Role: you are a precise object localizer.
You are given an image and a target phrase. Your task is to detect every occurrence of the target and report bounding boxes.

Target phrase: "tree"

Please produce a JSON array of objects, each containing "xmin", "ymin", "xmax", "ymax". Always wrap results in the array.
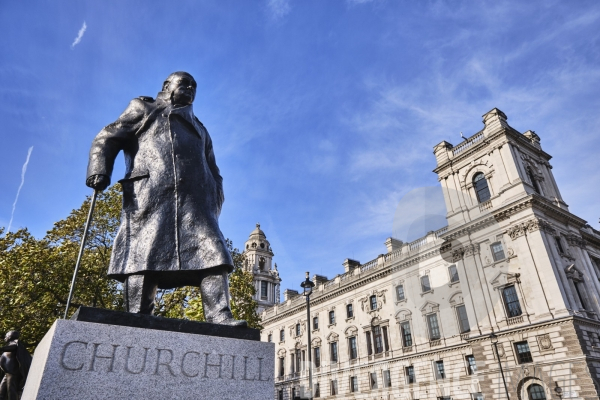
[
  {"xmin": 0, "ymin": 184, "xmax": 262, "ymax": 351},
  {"xmin": 0, "ymin": 186, "xmax": 123, "ymax": 351}
]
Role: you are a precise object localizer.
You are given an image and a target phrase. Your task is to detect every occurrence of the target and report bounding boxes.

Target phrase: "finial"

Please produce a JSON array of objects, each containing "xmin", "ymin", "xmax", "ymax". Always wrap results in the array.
[
  {"xmin": 305, "ymin": 271, "xmax": 310, "ymax": 279},
  {"xmin": 256, "ymin": 223, "xmax": 260, "ymax": 228}
]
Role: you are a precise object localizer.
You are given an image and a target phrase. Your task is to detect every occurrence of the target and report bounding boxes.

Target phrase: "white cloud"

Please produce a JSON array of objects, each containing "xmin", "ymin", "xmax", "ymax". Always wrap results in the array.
[
  {"xmin": 267, "ymin": 0, "xmax": 291, "ymax": 21},
  {"xmin": 71, "ymin": 21, "xmax": 87, "ymax": 49},
  {"xmin": 7, "ymin": 146, "xmax": 33, "ymax": 232}
]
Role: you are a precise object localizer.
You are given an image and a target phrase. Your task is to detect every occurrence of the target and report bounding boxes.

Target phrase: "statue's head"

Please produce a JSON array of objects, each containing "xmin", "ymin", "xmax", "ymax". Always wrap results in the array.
[
  {"xmin": 5, "ymin": 330, "xmax": 19, "ymax": 342},
  {"xmin": 162, "ymin": 71, "xmax": 196, "ymax": 107}
]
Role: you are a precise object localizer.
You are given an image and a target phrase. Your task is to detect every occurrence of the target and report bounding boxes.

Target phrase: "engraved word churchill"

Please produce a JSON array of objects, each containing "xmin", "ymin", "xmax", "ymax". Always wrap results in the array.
[{"xmin": 59, "ymin": 340, "xmax": 271, "ymax": 381}]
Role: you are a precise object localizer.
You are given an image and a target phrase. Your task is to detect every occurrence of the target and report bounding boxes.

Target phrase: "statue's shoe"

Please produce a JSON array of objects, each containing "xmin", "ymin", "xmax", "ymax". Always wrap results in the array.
[{"xmin": 210, "ymin": 316, "xmax": 248, "ymax": 328}]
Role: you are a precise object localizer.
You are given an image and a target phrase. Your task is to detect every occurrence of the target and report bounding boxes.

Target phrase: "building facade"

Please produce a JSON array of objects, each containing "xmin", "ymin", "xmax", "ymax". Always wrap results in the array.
[
  {"xmin": 260, "ymin": 109, "xmax": 600, "ymax": 400},
  {"xmin": 244, "ymin": 223, "xmax": 281, "ymax": 314}
]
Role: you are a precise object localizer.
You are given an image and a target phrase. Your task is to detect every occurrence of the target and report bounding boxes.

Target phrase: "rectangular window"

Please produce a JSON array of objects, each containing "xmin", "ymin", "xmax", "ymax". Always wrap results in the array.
[
  {"xmin": 314, "ymin": 383, "xmax": 320, "ymax": 398},
  {"xmin": 405, "ymin": 365, "xmax": 415, "ymax": 384},
  {"xmin": 350, "ymin": 376, "xmax": 358, "ymax": 393},
  {"xmin": 575, "ymin": 282, "xmax": 589, "ymax": 310},
  {"xmin": 396, "ymin": 284, "xmax": 405, "ymax": 301},
  {"xmin": 471, "ymin": 393, "xmax": 484, "ymax": 400},
  {"xmin": 370, "ymin": 372, "xmax": 378, "ymax": 389},
  {"xmin": 427, "ymin": 314, "xmax": 441, "ymax": 340},
  {"xmin": 260, "ymin": 281, "xmax": 268, "ymax": 299},
  {"xmin": 279, "ymin": 357, "xmax": 284, "ymax": 377},
  {"xmin": 383, "ymin": 370, "xmax": 392, "ymax": 387},
  {"xmin": 295, "ymin": 350, "xmax": 301, "ymax": 372},
  {"xmin": 278, "ymin": 389, "xmax": 283, "ymax": 400},
  {"xmin": 280, "ymin": 329, "xmax": 285, "ymax": 342},
  {"xmin": 330, "ymin": 379, "xmax": 338, "ymax": 395},
  {"xmin": 502, "ymin": 285, "xmax": 522, "ymax": 317},
  {"xmin": 382, "ymin": 326, "xmax": 389, "ymax": 351},
  {"xmin": 346, "ymin": 303, "xmax": 354, "ymax": 318},
  {"xmin": 421, "ymin": 275, "xmax": 431, "ymax": 292},
  {"xmin": 314, "ymin": 347, "xmax": 321, "ymax": 368},
  {"xmin": 329, "ymin": 310, "xmax": 335, "ymax": 325},
  {"xmin": 373, "ymin": 326, "xmax": 384, "ymax": 354},
  {"xmin": 366, "ymin": 332, "xmax": 373, "ymax": 355},
  {"xmin": 435, "ymin": 360, "xmax": 445, "ymax": 379},
  {"xmin": 330, "ymin": 342, "xmax": 338, "ymax": 362},
  {"xmin": 268, "ymin": 334, "xmax": 272, "ymax": 342},
  {"xmin": 313, "ymin": 316, "xmax": 319, "ymax": 330},
  {"xmin": 555, "ymin": 236, "xmax": 565, "ymax": 253},
  {"xmin": 295, "ymin": 323, "xmax": 301, "ymax": 337},
  {"xmin": 515, "ymin": 341, "xmax": 533, "ymax": 364},
  {"xmin": 370, "ymin": 295, "xmax": 378, "ymax": 310},
  {"xmin": 349, "ymin": 336, "xmax": 358, "ymax": 359},
  {"xmin": 466, "ymin": 355, "xmax": 477, "ymax": 375},
  {"xmin": 401, "ymin": 322, "xmax": 413, "ymax": 347},
  {"xmin": 449, "ymin": 265, "xmax": 459, "ymax": 283},
  {"xmin": 491, "ymin": 242, "xmax": 505, "ymax": 261},
  {"xmin": 290, "ymin": 353, "xmax": 295, "ymax": 373},
  {"xmin": 291, "ymin": 388, "xmax": 295, "ymax": 399},
  {"xmin": 456, "ymin": 305, "xmax": 470, "ymax": 333}
]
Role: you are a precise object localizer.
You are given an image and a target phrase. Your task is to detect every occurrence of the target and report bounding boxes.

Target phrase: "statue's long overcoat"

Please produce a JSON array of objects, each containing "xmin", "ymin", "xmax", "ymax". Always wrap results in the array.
[{"xmin": 87, "ymin": 92, "xmax": 233, "ymax": 286}]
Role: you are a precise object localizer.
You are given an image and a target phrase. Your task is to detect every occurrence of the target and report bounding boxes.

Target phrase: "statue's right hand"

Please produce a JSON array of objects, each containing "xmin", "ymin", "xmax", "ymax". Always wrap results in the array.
[{"xmin": 86, "ymin": 174, "xmax": 110, "ymax": 191}]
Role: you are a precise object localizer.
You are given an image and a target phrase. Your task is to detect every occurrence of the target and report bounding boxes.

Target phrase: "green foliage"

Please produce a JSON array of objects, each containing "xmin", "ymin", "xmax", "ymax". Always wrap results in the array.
[
  {"xmin": 0, "ymin": 185, "xmax": 262, "ymax": 351},
  {"xmin": 0, "ymin": 186, "xmax": 123, "ymax": 352}
]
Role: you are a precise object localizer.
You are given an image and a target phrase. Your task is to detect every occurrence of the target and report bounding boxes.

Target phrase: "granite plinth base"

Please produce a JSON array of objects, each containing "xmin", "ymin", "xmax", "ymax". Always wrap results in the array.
[
  {"xmin": 71, "ymin": 306, "xmax": 260, "ymax": 341},
  {"xmin": 22, "ymin": 319, "xmax": 274, "ymax": 400}
]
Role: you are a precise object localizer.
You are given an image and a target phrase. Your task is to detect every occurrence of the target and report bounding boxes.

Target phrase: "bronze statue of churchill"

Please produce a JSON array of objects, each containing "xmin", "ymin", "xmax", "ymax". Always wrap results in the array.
[{"xmin": 86, "ymin": 71, "xmax": 245, "ymax": 326}]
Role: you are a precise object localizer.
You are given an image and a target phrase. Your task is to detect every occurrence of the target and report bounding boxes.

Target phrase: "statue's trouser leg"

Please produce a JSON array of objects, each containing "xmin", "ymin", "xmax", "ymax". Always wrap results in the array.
[
  {"xmin": 0, "ymin": 375, "xmax": 7, "ymax": 400},
  {"xmin": 3, "ymin": 375, "xmax": 17, "ymax": 400},
  {"xmin": 124, "ymin": 274, "xmax": 158, "ymax": 314},
  {"xmin": 200, "ymin": 269, "xmax": 234, "ymax": 324}
]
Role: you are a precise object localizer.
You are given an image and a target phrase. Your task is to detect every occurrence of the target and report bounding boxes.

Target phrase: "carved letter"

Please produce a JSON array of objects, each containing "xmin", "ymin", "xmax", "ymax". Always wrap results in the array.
[
  {"xmin": 258, "ymin": 357, "xmax": 270, "ymax": 381},
  {"xmin": 89, "ymin": 343, "xmax": 119, "ymax": 372},
  {"xmin": 230, "ymin": 355, "xmax": 236, "ymax": 379},
  {"xmin": 154, "ymin": 348, "xmax": 176, "ymax": 376},
  {"xmin": 60, "ymin": 341, "xmax": 87, "ymax": 371},
  {"xmin": 203, "ymin": 353, "xmax": 224, "ymax": 379},
  {"xmin": 181, "ymin": 351, "xmax": 201, "ymax": 378},
  {"xmin": 242, "ymin": 356, "xmax": 256, "ymax": 381},
  {"xmin": 125, "ymin": 346, "xmax": 149, "ymax": 374}
]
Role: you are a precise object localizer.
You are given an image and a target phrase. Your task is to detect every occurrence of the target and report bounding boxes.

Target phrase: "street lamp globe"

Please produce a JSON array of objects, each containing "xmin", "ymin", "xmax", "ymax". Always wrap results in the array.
[{"xmin": 301, "ymin": 272, "xmax": 315, "ymax": 296}]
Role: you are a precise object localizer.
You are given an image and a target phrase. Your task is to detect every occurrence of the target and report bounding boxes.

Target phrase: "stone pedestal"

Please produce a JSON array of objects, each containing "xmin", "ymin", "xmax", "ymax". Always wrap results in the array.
[{"xmin": 23, "ymin": 309, "xmax": 274, "ymax": 399}]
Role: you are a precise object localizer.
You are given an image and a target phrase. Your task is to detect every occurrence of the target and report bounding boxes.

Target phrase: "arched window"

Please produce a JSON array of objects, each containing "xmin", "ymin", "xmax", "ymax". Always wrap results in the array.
[
  {"xmin": 527, "ymin": 384, "xmax": 547, "ymax": 400},
  {"xmin": 473, "ymin": 172, "xmax": 491, "ymax": 203}
]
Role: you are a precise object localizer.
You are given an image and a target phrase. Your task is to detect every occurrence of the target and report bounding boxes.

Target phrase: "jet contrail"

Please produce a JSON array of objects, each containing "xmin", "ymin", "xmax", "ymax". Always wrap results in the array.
[{"xmin": 7, "ymin": 146, "xmax": 33, "ymax": 232}]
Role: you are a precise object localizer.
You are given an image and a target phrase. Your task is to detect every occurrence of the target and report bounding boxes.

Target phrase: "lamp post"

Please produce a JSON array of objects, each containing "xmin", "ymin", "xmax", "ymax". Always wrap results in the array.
[
  {"xmin": 301, "ymin": 272, "xmax": 315, "ymax": 400},
  {"xmin": 490, "ymin": 332, "xmax": 510, "ymax": 399}
]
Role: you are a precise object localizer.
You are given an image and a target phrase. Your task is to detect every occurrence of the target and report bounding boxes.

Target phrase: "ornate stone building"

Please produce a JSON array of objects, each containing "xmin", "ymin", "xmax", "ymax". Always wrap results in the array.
[
  {"xmin": 260, "ymin": 109, "xmax": 600, "ymax": 400},
  {"xmin": 244, "ymin": 223, "xmax": 281, "ymax": 314}
]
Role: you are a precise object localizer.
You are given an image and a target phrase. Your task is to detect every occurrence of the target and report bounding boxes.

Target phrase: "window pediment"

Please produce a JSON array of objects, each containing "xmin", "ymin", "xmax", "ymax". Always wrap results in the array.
[
  {"xmin": 326, "ymin": 332, "xmax": 339, "ymax": 342},
  {"xmin": 395, "ymin": 309, "xmax": 412, "ymax": 321},
  {"xmin": 490, "ymin": 271, "xmax": 518, "ymax": 289},
  {"xmin": 448, "ymin": 291, "xmax": 464, "ymax": 306},
  {"xmin": 419, "ymin": 300, "xmax": 440, "ymax": 315}
]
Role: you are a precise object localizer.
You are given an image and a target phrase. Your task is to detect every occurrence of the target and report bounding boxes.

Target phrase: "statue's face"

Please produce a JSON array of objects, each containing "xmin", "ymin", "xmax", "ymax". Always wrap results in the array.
[{"xmin": 169, "ymin": 75, "xmax": 196, "ymax": 106}]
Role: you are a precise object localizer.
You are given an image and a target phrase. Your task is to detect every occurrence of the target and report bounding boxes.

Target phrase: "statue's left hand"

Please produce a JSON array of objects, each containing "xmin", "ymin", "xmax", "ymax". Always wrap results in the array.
[{"xmin": 86, "ymin": 174, "xmax": 110, "ymax": 191}]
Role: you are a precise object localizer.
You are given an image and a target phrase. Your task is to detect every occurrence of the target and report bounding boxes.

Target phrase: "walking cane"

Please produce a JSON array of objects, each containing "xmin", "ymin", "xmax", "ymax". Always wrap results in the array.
[{"xmin": 63, "ymin": 190, "xmax": 99, "ymax": 319}]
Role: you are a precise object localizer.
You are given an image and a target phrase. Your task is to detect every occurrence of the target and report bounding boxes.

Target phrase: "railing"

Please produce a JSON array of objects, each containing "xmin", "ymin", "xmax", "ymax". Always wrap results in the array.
[
  {"xmin": 340, "ymin": 272, "xmax": 353, "ymax": 282},
  {"xmin": 434, "ymin": 226, "xmax": 448, "ymax": 238},
  {"xmin": 384, "ymin": 248, "xmax": 403, "ymax": 262},
  {"xmin": 430, "ymin": 339, "xmax": 442, "ymax": 347},
  {"xmin": 507, "ymin": 315, "xmax": 524, "ymax": 325},
  {"xmin": 479, "ymin": 200, "xmax": 493, "ymax": 212},
  {"xmin": 452, "ymin": 131, "xmax": 484, "ymax": 156},
  {"xmin": 409, "ymin": 237, "xmax": 427, "ymax": 251},
  {"xmin": 324, "ymin": 280, "xmax": 337, "ymax": 288},
  {"xmin": 461, "ymin": 333, "xmax": 470, "ymax": 340},
  {"xmin": 360, "ymin": 259, "xmax": 378, "ymax": 273}
]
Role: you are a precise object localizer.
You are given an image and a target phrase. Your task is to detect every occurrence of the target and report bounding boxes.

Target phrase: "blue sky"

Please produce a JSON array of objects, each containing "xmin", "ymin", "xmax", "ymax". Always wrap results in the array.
[{"xmin": 1, "ymin": 0, "xmax": 599, "ymax": 293}]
